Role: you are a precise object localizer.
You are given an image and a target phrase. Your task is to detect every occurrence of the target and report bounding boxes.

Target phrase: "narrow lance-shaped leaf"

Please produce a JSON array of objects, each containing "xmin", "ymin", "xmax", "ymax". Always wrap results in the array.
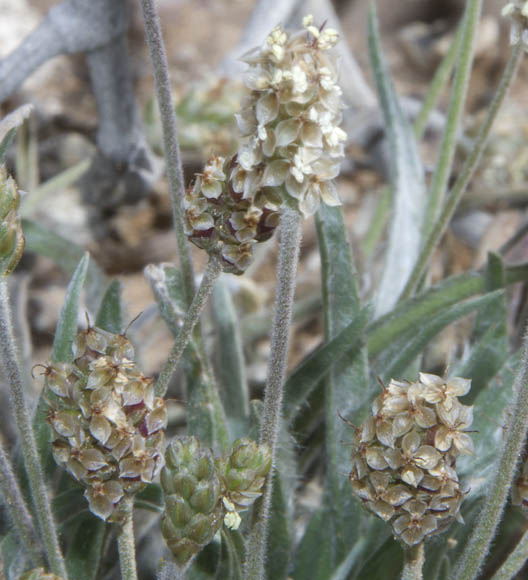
[
  {"xmin": 33, "ymin": 253, "xmax": 90, "ymax": 475},
  {"xmin": 65, "ymin": 516, "xmax": 105, "ymax": 580},
  {"xmin": 282, "ymin": 306, "xmax": 370, "ymax": 424},
  {"xmin": 23, "ymin": 218, "xmax": 106, "ymax": 313},
  {"xmin": 368, "ymin": 3, "xmax": 426, "ymax": 317},
  {"xmin": 295, "ymin": 204, "xmax": 369, "ymax": 577},
  {"xmin": 212, "ymin": 277, "xmax": 249, "ymax": 437},
  {"xmin": 374, "ymin": 290, "xmax": 505, "ymax": 384},
  {"xmin": 95, "ymin": 279, "xmax": 124, "ymax": 334}
]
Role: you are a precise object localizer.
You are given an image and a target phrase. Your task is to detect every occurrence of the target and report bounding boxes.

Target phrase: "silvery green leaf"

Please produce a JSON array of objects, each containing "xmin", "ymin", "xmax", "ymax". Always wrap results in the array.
[{"xmin": 368, "ymin": 5, "xmax": 426, "ymax": 316}]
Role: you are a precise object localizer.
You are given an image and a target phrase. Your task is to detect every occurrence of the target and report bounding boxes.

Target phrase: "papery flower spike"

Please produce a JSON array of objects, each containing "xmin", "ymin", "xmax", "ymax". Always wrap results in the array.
[
  {"xmin": 502, "ymin": 0, "xmax": 528, "ymax": 49},
  {"xmin": 183, "ymin": 15, "xmax": 347, "ymax": 274},
  {"xmin": 43, "ymin": 326, "xmax": 167, "ymax": 522},
  {"xmin": 349, "ymin": 373, "xmax": 474, "ymax": 546}
]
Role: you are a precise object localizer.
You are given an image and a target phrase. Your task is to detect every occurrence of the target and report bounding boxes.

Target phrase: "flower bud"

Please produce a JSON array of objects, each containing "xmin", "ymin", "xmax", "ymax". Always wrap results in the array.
[
  {"xmin": 349, "ymin": 373, "xmax": 473, "ymax": 546},
  {"xmin": 43, "ymin": 326, "xmax": 167, "ymax": 522},
  {"xmin": 160, "ymin": 437, "xmax": 223, "ymax": 566},
  {"xmin": 0, "ymin": 166, "xmax": 24, "ymax": 276}
]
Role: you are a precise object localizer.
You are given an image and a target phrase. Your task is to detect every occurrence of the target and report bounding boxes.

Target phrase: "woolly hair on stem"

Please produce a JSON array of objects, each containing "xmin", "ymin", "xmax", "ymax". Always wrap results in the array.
[
  {"xmin": 244, "ymin": 207, "xmax": 303, "ymax": 580},
  {"xmin": 139, "ymin": 0, "xmax": 195, "ymax": 306},
  {"xmin": 453, "ymin": 324, "xmax": 528, "ymax": 580},
  {"xmin": 0, "ymin": 278, "xmax": 67, "ymax": 578}
]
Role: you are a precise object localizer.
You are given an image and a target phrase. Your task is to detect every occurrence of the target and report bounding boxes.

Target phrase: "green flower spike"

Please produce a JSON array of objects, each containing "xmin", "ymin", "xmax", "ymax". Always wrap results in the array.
[
  {"xmin": 160, "ymin": 437, "xmax": 224, "ymax": 567},
  {"xmin": 0, "ymin": 166, "xmax": 24, "ymax": 276}
]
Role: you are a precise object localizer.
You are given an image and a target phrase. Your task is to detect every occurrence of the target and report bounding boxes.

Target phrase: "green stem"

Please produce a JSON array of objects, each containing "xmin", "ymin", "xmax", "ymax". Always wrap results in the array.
[
  {"xmin": 452, "ymin": 326, "xmax": 528, "ymax": 580},
  {"xmin": 413, "ymin": 23, "xmax": 462, "ymax": 140},
  {"xmin": 422, "ymin": 0, "xmax": 482, "ymax": 239},
  {"xmin": 401, "ymin": 41, "xmax": 524, "ymax": 300},
  {"xmin": 117, "ymin": 497, "xmax": 138, "ymax": 580},
  {"xmin": 139, "ymin": 0, "xmax": 195, "ymax": 307},
  {"xmin": 0, "ymin": 278, "xmax": 67, "ymax": 578},
  {"xmin": 490, "ymin": 527, "xmax": 528, "ymax": 580},
  {"xmin": 0, "ymin": 435, "xmax": 45, "ymax": 567},
  {"xmin": 244, "ymin": 208, "xmax": 302, "ymax": 580},
  {"xmin": 401, "ymin": 544, "xmax": 424, "ymax": 580},
  {"xmin": 154, "ymin": 257, "xmax": 222, "ymax": 397}
]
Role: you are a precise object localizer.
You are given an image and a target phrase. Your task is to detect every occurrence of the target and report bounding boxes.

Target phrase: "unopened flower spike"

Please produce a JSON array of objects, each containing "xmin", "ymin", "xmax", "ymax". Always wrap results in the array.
[
  {"xmin": 43, "ymin": 325, "xmax": 167, "ymax": 522},
  {"xmin": 0, "ymin": 165, "xmax": 25, "ymax": 276},
  {"xmin": 159, "ymin": 436, "xmax": 271, "ymax": 563},
  {"xmin": 349, "ymin": 373, "xmax": 474, "ymax": 546}
]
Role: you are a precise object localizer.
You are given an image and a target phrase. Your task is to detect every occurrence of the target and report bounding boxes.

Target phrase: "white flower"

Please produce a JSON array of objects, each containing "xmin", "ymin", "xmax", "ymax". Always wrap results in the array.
[
  {"xmin": 291, "ymin": 65, "xmax": 308, "ymax": 94},
  {"xmin": 318, "ymin": 28, "xmax": 339, "ymax": 50}
]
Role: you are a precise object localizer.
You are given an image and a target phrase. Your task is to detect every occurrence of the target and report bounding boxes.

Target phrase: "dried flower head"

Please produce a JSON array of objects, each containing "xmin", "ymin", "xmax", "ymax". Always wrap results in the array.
[
  {"xmin": 349, "ymin": 373, "xmax": 473, "ymax": 546},
  {"xmin": 235, "ymin": 15, "xmax": 346, "ymax": 216},
  {"xmin": 183, "ymin": 16, "xmax": 346, "ymax": 273},
  {"xmin": 43, "ymin": 326, "xmax": 167, "ymax": 522},
  {"xmin": 502, "ymin": 1, "xmax": 528, "ymax": 49}
]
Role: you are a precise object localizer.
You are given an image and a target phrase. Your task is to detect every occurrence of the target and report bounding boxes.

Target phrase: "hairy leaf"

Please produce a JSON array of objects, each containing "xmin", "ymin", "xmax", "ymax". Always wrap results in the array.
[{"xmin": 368, "ymin": 4, "xmax": 426, "ymax": 316}]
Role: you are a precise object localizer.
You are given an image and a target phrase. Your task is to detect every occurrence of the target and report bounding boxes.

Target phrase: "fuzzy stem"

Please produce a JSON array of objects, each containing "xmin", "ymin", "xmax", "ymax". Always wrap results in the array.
[
  {"xmin": 413, "ymin": 23, "xmax": 462, "ymax": 140},
  {"xmin": 452, "ymin": 325, "xmax": 528, "ymax": 580},
  {"xmin": 139, "ymin": 0, "xmax": 195, "ymax": 306},
  {"xmin": 0, "ymin": 278, "xmax": 67, "ymax": 578},
  {"xmin": 244, "ymin": 208, "xmax": 302, "ymax": 580},
  {"xmin": 154, "ymin": 257, "xmax": 222, "ymax": 397},
  {"xmin": 401, "ymin": 544, "xmax": 424, "ymax": 580},
  {"xmin": 490, "ymin": 526, "xmax": 528, "ymax": 580},
  {"xmin": 117, "ymin": 496, "xmax": 138, "ymax": 580},
  {"xmin": 401, "ymin": 41, "xmax": 524, "ymax": 300},
  {"xmin": 0, "ymin": 435, "xmax": 45, "ymax": 567},
  {"xmin": 421, "ymin": 0, "xmax": 482, "ymax": 240}
]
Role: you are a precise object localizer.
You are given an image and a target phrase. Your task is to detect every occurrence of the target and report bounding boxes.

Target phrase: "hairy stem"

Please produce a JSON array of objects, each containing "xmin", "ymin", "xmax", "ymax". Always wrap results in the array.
[
  {"xmin": 0, "ymin": 278, "xmax": 67, "ymax": 578},
  {"xmin": 154, "ymin": 257, "xmax": 222, "ymax": 397},
  {"xmin": 453, "ymin": 325, "xmax": 528, "ymax": 580},
  {"xmin": 139, "ymin": 0, "xmax": 195, "ymax": 306},
  {"xmin": 401, "ymin": 544, "xmax": 424, "ymax": 580},
  {"xmin": 422, "ymin": 0, "xmax": 482, "ymax": 239},
  {"xmin": 413, "ymin": 23, "xmax": 462, "ymax": 140},
  {"xmin": 0, "ymin": 435, "xmax": 45, "ymax": 567},
  {"xmin": 402, "ymin": 41, "xmax": 523, "ymax": 300},
  {"xmin": 117, "ymin": 496, "xmax": 138, "ymax": 580},
  {"xmin": 244, "ymin": 208, "xmax": 302, "ymax": 580}
]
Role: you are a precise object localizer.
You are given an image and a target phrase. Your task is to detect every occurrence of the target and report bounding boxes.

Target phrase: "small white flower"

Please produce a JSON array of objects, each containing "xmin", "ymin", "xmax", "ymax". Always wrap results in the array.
[
  {"xmin": 318, "ymin": 28, "xmax": 339, "ymax": 50},
  {"xmin": 222, "ymin": 497, "xmax": 242, "ymax": 530},
  {"xmin": 302, "ymin": 14, "xmax": 314, "ymax": 28},
  {"xmin": 291, "ymin": 65, "xmax": 308, "ymax": 94}
]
